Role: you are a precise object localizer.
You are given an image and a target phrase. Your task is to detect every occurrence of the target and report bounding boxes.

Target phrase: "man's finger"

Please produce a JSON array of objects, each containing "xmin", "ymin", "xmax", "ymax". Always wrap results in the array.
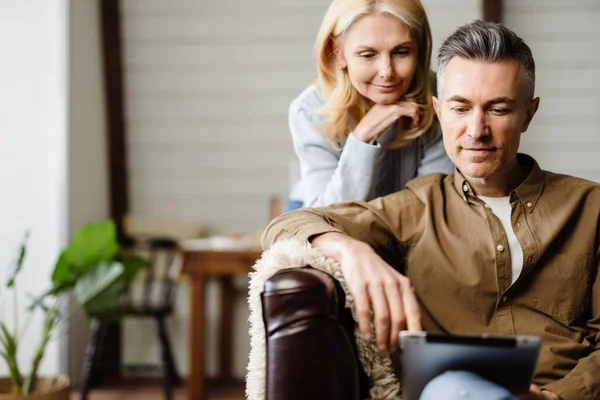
[
  {"xmin": 369, "ymin": 282, "xmax": 391, "ymax": 351},
  {"xmin": 529, "ymin": 384, "xmax": 541, "ymax": 393},
  {"xmin": 352, "ymin": 283, "xmax": 373, "ymax": 341},
  {"xmin": 384, "ymin": 280, "xmax": 404, "ymax": 350},
  {"xmin": 400, "ymin": 278, "xmax": 422, "ymax": 332}
]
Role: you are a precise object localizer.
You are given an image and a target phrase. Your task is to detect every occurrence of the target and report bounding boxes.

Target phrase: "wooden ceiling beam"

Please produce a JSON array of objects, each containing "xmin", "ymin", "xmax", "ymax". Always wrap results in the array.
[
  {"xmin": 100, "ymin": 0, "xmax": 129, "ymax": 238},
  {"xmin": 483, "ymin": 0, "xmax": 503, "ymax": 23},
  {"xmin": 98, "ymin": 0, "xmax": 126, "ymax": 382}
]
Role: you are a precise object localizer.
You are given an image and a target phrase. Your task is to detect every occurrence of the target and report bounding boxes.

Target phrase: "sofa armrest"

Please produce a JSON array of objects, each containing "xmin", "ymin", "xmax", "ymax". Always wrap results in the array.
[{"xmin": 261, "ymin": 266, "xmax": 368, "ymax": 400}]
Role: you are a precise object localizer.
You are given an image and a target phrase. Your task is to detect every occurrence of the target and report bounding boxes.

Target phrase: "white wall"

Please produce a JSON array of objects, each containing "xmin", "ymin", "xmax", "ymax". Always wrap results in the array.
[
  {"xmin": 504, "ymin": 0, "xmax": 600, "ymax": 182},
  {"xmin": 67, "ymin": 0, "xmax": 110, "ymax": 386},
  {"xmin": 119, "ymin": 0, "xmax": 482, "ymax": 380},
  {"xmin": 0, "ymin": 0, "xmax": 69, "ymax": 377},
  {"xmin": 121, "ymin": 0, "xmax": 324, "ymax": 236},
  {"xmin": 423, "ymin": 0, "xmax": 480, "ymax": 70}
]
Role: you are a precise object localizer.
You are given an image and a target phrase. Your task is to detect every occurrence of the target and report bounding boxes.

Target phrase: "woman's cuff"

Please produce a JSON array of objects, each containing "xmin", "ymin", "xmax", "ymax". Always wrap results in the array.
[{"xmin": 341, "ymin": 133, "xmax": 382, "ymax": 175}]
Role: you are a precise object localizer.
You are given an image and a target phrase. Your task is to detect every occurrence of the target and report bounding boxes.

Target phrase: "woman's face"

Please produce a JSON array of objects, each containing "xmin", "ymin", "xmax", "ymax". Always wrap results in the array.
[{"xmin": 337, "ymin": 13, "xmax": 418, "ymax": 105}]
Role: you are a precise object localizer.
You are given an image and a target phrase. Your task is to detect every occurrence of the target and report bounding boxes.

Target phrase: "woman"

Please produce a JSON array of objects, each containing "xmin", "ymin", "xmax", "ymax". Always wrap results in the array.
[{"xmin": 284, "ymin": 0, "xmax": 453, "ymax": 211}]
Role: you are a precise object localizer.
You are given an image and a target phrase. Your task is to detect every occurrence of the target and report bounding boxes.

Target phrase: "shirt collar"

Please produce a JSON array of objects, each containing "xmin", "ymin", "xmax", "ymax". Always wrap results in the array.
[{"xmin": 452, "ymin": 154, "xmax": 545, "ymax": 212}]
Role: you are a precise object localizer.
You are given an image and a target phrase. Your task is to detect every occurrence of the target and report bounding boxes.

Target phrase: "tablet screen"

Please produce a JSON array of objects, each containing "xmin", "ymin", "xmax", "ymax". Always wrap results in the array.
[{"xmin": 398, "ymin": 331, "xmax": 541, "ymax": 400}]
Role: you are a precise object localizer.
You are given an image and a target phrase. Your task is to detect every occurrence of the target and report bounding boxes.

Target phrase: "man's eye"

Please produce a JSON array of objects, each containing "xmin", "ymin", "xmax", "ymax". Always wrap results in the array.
[
  {"xmin": 453, "ymin": 107, "xmax": 467, "ymax": 114},
  {"xmin": 491, "ymin": 108, "xmax": 508, "ymax": 115}
]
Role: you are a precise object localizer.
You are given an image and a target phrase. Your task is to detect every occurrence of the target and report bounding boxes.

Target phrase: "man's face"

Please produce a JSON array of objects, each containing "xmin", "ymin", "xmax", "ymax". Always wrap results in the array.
[{"xmin": 433, "ymin": 57, "xmax": 539, "ymax": 180}]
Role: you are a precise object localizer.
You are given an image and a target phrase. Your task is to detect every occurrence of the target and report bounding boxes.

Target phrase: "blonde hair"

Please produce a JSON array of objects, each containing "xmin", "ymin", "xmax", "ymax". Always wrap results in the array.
[{"xmin": 314, "ymin": 0, "xmax": 433, "ymax": 148}]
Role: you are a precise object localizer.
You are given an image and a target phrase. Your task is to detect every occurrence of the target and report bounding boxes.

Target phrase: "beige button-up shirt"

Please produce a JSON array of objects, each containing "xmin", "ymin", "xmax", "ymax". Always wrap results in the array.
[{"xmin": 262, "ymin": 154, "xmax": 600, "ymax": 400}]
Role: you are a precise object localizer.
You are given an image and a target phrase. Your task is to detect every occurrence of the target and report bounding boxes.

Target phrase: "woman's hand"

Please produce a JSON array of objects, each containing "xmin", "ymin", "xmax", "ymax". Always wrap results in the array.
[
  {"xmin": 311, "ymin": 232, "xmax": 422, "ymax": 351},
  {"xmin": 353, "ymin": 101, "xmax": 422, "ymax": 144}
]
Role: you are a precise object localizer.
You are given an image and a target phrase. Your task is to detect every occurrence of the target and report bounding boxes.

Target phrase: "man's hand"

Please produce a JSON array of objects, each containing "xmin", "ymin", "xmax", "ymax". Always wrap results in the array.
[
  {"xmin": 516, "ymin": 385, "xmax": 562, "ymax": 400},
  {"xmin": 311, "ymin": 232, "xmax": 422, "ymax": 351}
]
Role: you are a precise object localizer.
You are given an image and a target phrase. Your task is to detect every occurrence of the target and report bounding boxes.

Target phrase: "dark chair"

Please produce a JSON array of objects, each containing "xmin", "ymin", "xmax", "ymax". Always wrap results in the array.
[
  {"xmin": 261, "ymin": 266, "xmax": 370, "ymax": 400},
  {"xmin": 80, "ymin": 235, "xmax": 183, "ymax": 400}
]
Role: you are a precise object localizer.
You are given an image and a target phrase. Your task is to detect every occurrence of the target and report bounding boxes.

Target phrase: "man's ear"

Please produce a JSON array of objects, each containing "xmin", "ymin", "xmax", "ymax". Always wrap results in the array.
[
  {"xmin": 432, "ymin": 96, "xmax": 441, "ymax": 121},
  {"xmin": 521, "ymin": 97, "xmax": 540, "ymax": 132}
]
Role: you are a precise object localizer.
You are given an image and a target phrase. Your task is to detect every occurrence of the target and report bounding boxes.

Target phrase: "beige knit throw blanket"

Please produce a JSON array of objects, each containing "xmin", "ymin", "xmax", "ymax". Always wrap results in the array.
[{"xmin": 245, "ymin": 238, "xmax": 402, "ymax": 400}]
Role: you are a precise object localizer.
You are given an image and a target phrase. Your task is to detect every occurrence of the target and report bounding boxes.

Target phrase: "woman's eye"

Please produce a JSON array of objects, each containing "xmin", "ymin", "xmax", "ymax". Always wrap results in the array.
[
  {"xmin": 359, "ymin": 53, "xmax": 376, "ymax": 59},
  {"xmin": 394, "ymin": 49, "xmax": 410, "ymax": 56}
]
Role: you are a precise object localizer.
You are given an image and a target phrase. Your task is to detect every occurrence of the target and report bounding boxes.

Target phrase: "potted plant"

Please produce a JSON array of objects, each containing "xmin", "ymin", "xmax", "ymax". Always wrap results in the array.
[{"xmin": 0, "ymin": 221, "xmax": 146, "ymax": 398}]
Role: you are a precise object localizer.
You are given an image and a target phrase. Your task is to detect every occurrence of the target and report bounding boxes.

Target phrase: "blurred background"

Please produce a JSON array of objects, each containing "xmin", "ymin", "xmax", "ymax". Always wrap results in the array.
[{"xmin": 0, "ymin": 0, "xmax": 598, "ymax": 398}]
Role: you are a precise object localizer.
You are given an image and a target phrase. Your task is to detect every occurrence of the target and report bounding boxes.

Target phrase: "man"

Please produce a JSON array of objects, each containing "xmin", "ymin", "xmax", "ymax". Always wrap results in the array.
[{"xmin": 262, "ymin": 21, "xmax": 599, "ymax": 400}]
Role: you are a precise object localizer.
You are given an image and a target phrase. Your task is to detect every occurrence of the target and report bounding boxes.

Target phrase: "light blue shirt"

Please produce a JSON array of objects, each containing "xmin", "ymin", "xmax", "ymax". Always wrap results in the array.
[{"xmin": 288, "ymin": 84, "xmax": 454, "ymax": 207}]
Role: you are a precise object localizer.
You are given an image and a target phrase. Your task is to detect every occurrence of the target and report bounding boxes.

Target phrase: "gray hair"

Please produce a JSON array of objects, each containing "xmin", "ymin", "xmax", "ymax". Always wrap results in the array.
[{"xmin": 436, "ymin": 20, "xmax": 535, "ymax": 100}]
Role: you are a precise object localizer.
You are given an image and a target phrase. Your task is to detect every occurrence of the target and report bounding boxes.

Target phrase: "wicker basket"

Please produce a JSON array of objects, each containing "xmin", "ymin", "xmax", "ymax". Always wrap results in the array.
[{"xmin": 0, "ymin": 376, "xmax": 70, "ymax": 400}]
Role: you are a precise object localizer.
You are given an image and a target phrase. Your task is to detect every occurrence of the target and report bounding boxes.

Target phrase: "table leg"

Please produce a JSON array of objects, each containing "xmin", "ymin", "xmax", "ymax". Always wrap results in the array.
[
  {"xmin": 218, "ymin": 276, "xmax": 234, "ymax": 382},
  {"xmin": 188, "ymin": 274, "xmax": 205, "ymax": 400}
]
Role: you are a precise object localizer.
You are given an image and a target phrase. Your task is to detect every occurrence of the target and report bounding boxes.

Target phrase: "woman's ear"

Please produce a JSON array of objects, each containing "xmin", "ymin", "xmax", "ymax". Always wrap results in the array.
[{"xmin": 333, "ymin": 39, "xmax": 347, "ymax": 70}]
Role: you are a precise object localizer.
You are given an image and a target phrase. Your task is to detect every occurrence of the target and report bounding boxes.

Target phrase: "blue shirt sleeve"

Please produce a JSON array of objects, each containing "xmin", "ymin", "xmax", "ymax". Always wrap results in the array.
[
  {"xmin": 288, "ymin": 89, "xmax": 381, "ymax": 207},
  {"xmin": 417, "ymin": 119, "xmax": 454, "ymax": 177}
]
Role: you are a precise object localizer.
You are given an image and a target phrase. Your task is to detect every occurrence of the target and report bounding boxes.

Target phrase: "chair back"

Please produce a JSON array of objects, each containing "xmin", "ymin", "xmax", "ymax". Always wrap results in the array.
[{"xmin": 120, "ymin": 235, "xmax": 180, "ymax": 315}]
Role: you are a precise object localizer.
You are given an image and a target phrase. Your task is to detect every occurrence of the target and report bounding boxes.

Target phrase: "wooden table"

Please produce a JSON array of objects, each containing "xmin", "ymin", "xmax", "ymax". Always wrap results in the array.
[{"xmin": 181, "ymin": 248, "xmax": 262, "ymax": 400}]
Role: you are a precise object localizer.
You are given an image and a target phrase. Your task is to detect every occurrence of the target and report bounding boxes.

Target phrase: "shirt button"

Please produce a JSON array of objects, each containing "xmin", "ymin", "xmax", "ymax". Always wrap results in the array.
[
  {"xmin": 462, "ymin": 184, "xmax": 469, "ymax": 192},
  {"xmin": 526, "ymin": 202, "xmax": 533, "ymax": 208},
  {"xmin": 496, "ymin": 244, "xmax": 505, "ymax": 252},
  {"xmin": 502, "ymin": 295, "xmax": 508, "ymax": 302}
]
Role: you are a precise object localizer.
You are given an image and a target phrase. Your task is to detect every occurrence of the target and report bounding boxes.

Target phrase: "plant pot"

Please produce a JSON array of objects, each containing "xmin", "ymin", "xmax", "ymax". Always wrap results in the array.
[{"xmin": 0, "ymin": 376, "xmax": 70, "ymax": 400}]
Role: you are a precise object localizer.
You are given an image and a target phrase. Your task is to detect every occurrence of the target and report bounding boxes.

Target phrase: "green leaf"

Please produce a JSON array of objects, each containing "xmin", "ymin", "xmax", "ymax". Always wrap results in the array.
[
  {"xmin": 83, "ymin": 279, "xmax": 127, "ymax": 317},
  {"xmin": 50, "ymin": 251, "xmax": 71, "ymax": 284},
  {"xmin": 0, "ymin": 322, "xmax": 16, "ymax": 352},
  {"xmin": 74, "ymin": 261, "xmax": 125, "ymax": 314},
  {"xmin": 63, "ymin": 221, "xmax": 119, "ymax": 272},
  {"xmin": 7, "ymin": 231, "xmax": 30, "ymax": 288},
  {"xmin": 0, "ymin": 321, "xmax": 21, "ymax": 390},
  {"xmin": 0, "ymin": 330, "xmax": 9, "ymax": 352},
  {"xmin": 120, "ymin": 254, "xmax": 148, "ymax": 283}
]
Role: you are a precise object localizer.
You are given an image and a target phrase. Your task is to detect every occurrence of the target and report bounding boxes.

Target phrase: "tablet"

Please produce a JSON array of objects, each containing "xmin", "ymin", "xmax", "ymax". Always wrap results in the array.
[{"xmin": 398, "ymin": 331, "xmax": 541, "ymax": 400}]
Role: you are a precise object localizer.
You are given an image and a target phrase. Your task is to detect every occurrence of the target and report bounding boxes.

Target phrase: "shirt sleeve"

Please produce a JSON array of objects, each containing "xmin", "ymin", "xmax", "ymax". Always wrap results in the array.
[
  {"xmin": 417, "ymin": 119, "xmax": 454, "ymax": 177},
  {"xmin": 289, "ymin": 98, "xmax": 382, "ymax": 207},
  {"xmin": 261, "ymin": 188, "xmax": 428, "ymax": 266},
  {"xmin": 542, "ymin": 252, "xmax": 600, "ymax": 400}
]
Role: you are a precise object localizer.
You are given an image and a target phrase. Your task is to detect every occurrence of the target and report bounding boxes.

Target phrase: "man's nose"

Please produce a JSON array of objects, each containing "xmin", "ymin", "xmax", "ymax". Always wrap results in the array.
[{"xmin": 466, "ymin": 109, "xmax": 488, "ymax": 139}]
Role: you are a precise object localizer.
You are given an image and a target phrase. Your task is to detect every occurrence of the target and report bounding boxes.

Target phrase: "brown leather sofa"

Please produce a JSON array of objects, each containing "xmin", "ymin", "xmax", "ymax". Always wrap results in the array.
[{"xmin": 261, "ymin": 266, "xmax": 370, "ymax": 400}]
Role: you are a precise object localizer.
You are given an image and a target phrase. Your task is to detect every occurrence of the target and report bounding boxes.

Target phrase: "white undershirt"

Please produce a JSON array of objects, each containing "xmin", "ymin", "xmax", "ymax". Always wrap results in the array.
[{"xmin": 478, "ymin": 195, "xmax": 523, "ymax": 285}]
